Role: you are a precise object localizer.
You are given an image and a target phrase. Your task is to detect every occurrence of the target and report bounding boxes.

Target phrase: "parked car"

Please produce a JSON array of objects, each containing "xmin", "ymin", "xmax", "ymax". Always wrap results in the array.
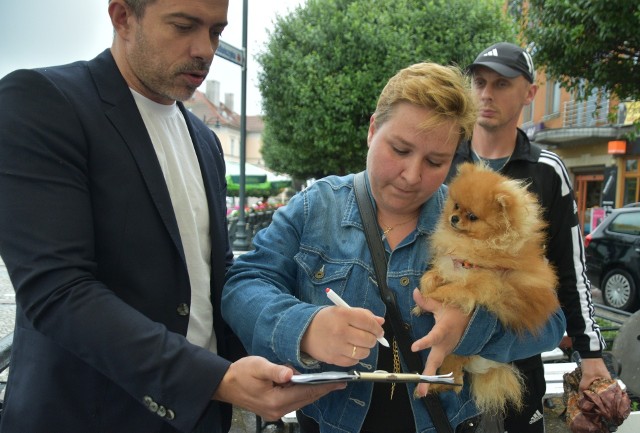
[{"xmin": 585, "ymin": 206, "xmax": 640, "ymax": 312}]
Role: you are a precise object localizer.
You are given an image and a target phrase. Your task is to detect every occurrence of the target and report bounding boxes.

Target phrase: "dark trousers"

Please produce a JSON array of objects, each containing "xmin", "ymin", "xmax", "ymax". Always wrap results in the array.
[{"xmin": 504, "ymin": 365, "xmax": 546, "ymax": 433}]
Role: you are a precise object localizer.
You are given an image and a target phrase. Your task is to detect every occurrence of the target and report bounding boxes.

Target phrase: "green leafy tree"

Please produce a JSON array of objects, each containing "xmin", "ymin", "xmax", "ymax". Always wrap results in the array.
[
  {"xmin": 258, "ymin": 0, "xmax": 514, "ymax": 180},
  {"xmin": 515, "ymin": 0, "xmax": 640, "ymax": 101}
]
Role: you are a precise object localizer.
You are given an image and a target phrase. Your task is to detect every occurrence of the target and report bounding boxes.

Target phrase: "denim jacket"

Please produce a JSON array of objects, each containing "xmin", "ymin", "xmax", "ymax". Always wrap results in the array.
[{"xmin": 222, "ymin": 172, "xmax": 566, "ymax": 433}]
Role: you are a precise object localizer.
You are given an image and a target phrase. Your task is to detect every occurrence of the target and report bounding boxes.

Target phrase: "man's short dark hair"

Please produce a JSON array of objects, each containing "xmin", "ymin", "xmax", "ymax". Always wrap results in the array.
[{"xmin": 109, "ymin": 0, "xmax": 157, "ymax": 18}]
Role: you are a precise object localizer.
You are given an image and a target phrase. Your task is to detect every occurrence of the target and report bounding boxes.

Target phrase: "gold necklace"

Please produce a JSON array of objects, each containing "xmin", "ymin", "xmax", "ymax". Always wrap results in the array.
[{"xmin": 378, "ymin": 213, "xmax": 418, "ymax": 240}]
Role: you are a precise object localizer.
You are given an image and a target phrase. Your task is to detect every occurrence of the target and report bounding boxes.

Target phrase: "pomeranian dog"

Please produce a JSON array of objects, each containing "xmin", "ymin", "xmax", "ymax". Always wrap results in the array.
[{"xmin": 414, "ymin": 162, "xmax": 559, "ymax": 415}]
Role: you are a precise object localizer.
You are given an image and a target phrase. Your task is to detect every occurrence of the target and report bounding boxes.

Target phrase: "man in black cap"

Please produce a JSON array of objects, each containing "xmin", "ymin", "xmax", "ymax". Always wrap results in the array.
[{"xmin": 446, "ymin": 42, "xmax": 611, "ymax": 432}]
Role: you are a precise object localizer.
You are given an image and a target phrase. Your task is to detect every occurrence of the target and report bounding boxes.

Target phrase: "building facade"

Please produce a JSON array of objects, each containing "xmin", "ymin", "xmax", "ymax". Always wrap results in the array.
[
  {"xmin": 185, "ymin": 80, "xmax": 265, "ymax": 168},
  {"xmin": 523, "ymin": 72, "xmax": 639, "ymax": 234}
]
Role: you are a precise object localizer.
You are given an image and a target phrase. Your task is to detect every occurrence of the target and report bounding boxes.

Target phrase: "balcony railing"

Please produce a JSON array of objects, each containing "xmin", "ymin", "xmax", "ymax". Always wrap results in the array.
[{"xmin": 563, "ymin": 98, "xmax": 610, "ymax": 128}]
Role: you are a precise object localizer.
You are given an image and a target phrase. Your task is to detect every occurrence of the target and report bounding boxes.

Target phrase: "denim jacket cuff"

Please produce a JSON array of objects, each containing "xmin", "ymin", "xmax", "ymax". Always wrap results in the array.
[{"xmin": 455, "ymin": 307, "xmax": 498, "ymax": 355}]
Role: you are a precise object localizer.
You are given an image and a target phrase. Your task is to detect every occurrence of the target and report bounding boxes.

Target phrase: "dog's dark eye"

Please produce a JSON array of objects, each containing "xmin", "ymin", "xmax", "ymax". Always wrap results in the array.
[{"xmin": 467, "ymin": 212, "xmax": 478, "ymax": 221}]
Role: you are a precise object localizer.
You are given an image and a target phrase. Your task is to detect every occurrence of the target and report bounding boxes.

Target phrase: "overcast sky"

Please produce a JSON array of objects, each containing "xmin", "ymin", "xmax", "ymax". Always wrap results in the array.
[{"xmin": 0, "ymin": 0, "xmax": 305, "ymax": 115}]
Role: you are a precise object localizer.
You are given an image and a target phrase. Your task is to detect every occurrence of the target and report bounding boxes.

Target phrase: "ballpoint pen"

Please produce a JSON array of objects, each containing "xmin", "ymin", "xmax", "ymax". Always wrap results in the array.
[{"xmin": 325, "ymin": 287, "xmax": 390, "ymax": 347}]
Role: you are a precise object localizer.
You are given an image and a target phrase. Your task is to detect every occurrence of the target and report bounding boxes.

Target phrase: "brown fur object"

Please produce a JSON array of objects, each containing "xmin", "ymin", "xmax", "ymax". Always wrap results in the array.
[{"xmin": 415, "ymin": 162, "xmax": 559, "ymax": 415}]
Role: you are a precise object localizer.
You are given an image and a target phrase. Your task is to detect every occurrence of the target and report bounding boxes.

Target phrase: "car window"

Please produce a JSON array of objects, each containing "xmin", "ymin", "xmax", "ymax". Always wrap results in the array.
[{"xmin": 609, "ymin": 212, "xmax": 640, "ymax": 235}]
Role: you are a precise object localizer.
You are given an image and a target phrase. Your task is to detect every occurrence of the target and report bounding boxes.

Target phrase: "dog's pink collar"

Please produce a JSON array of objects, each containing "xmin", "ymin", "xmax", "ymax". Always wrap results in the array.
[
  {"xmin": 452, "ymin": 258, "xmax": 478, "ymax": 269},
  {"xmin": 451, "ymin": 257, "xmax": 508, "ymax": 271}
]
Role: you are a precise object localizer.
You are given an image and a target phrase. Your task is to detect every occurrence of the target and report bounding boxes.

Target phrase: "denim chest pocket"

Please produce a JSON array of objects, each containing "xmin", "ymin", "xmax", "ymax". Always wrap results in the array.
[{"xmin": 295, "ymin": 250, "xmax": 355, "ymax": 306}]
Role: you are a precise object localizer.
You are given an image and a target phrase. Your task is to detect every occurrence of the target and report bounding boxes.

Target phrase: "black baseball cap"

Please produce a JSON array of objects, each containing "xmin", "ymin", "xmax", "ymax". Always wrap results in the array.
[{"xmin": 468, "ymin": 42, "xmax": 535, "ymax": 83}]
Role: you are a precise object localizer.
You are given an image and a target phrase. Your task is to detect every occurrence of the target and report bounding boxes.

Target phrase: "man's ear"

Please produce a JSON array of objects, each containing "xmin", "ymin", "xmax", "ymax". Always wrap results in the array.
[
  {"xmin": 524, "ymin": 83, "xmax": 538, "ymax": 106},
  {"xmin": 108, "ymin": 0, "xmax": 133, "ymax": 38}
]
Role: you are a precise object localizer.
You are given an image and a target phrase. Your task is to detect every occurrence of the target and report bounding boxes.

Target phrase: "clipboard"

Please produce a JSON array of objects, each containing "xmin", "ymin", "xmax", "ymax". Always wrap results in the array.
[{"xmin": 290, "ymin": 370, "xmax": 460, "ymax": 385}]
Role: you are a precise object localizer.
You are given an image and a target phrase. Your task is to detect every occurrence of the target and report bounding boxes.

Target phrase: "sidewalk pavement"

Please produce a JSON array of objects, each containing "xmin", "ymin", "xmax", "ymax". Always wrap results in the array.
[
  {"xmin": 0, "ymin": 259, "xmax": 15, "ymax": 391},
  {"xmin": 0, "ymin": 259, "xmax": 15, "ymax": 341}
]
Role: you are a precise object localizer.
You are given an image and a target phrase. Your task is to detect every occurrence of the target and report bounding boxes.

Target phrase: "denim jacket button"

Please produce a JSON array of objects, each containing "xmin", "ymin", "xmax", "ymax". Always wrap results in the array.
[{"xmin": 399, "ymin": 276, "xmax": 410, "ymax": 286}]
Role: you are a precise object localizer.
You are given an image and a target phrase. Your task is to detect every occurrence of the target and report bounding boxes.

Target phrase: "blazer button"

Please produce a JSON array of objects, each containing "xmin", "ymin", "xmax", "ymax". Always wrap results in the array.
[
  {"xmin": 157, "ymin": 406, "xmax": 167, "ymax": 417},
  {"xmin": 166, "ymin": 409, "xmax": 176, "ymax": 420},
  {"xmin": 399, "ymin": 276, "xmax": 410, "ymax": 286},
  {"xmin": 149, "ymin": 401, "xmax": 159, "ymax": 413},
  {"xmin": 177, "ymin": 303, "xmax": 190, "ymax": 316},
  {"xmin": 143, "ymin": 396, "xmax": 153, "ymax": 408}
]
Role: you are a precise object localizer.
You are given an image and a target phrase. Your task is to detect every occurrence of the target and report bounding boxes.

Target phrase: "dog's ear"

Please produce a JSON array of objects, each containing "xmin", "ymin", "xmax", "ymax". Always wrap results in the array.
[
  {"xmin": 495, "ymin": 187, "xmax": 517, "ymax": 230},
  {"xmin": 496, "ymin": 192, "xmax": 513, "ymax": 216},
  {"xmin": 495, "ymin": 177, "xmax": 525, "ymax": 210}
]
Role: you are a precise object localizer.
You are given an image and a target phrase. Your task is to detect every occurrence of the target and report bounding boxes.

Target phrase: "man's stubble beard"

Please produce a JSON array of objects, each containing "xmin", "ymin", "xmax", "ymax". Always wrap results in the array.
[{"xmin": 130, "ymin": 28, "xmax": 200, "ymax": 102}]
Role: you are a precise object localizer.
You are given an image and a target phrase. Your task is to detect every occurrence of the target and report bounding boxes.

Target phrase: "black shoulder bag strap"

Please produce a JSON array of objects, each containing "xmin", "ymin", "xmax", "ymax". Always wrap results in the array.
[{"xmin": 353, "ymin": 171, "xmax": 454, "ymax": 433}]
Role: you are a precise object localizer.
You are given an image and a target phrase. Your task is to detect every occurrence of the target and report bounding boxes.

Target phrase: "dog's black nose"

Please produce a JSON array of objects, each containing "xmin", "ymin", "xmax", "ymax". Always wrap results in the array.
[{"xmin": 451, "ymin": 215, "xmax": 459, "ymax": 225}]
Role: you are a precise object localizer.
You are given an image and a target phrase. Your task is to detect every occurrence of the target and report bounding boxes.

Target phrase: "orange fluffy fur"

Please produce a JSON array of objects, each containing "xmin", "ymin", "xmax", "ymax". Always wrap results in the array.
[{"xmin": 415, "ymin": 162, "xmax": 559, "ymax": 415}]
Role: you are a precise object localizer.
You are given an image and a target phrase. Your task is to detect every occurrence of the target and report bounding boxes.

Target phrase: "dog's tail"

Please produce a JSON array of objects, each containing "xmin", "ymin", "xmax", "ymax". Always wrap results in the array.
[{"xmin": 467, "ymin": 357, "xmax": 524, "ymax": 415}]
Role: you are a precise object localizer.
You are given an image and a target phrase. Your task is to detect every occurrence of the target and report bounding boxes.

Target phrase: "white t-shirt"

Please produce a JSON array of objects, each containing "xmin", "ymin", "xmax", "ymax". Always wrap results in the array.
[{"xmin": 132, "ymin": 90, "xmax": 217, "ymax": 353}]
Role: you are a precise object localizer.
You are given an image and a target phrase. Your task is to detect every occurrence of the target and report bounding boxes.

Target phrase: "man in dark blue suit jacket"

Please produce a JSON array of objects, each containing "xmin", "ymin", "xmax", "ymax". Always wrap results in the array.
[{"xmin": 0, "ymin": 1, "xmax": 341, "ymax": 432}]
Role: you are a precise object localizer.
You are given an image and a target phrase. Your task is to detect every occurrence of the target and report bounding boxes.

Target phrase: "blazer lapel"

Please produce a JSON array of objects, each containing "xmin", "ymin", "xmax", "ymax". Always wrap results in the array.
[{"xmin": 88, "ymin": 50, "xmax": 186, "ymax": 263}]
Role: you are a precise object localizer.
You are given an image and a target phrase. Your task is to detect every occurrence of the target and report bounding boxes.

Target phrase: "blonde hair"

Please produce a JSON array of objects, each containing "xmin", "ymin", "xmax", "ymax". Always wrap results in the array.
[{"xmin": 374, "ymin": 62, "xmax": 477, "ymax": 142}]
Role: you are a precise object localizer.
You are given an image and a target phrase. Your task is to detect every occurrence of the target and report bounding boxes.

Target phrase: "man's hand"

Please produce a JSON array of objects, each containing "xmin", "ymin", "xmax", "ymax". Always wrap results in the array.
[
  {"xmin": 579, "ymin": 357, "xmax": 612, "ymax": 392},
  {"xmin": 212, "ymin": 356, "xmax": 346, "ymax": 421},
  {"xmin": 300, "ymin": 306, "xmax": 385, "ymax": 367},
  {"xmin": 411, "ymin": 288, "xmax": 471, "ymax": 397}
]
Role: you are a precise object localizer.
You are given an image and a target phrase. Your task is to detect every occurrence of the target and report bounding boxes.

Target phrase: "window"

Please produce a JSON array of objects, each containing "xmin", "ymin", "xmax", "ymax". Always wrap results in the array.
[
  {"xmin": 610, "ymin": 212, "xmax": 640, "ymax": 235},
  {"xmin": 623, "ymin": 178, "xmax": 638, "ymax": 205},
  {"xmin": 545, "ymin": 80, "xmax": 561, "ymax": 116},
  {"xmin": 621, "ymin": 157, "xmax": 640, "ymax": 205}
]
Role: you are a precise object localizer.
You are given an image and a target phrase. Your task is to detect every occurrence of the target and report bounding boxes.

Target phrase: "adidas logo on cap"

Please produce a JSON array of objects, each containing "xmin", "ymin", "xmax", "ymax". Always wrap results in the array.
[{"xmin": 482, "ymin": 48, "xmax": 499, "ymax": 57}]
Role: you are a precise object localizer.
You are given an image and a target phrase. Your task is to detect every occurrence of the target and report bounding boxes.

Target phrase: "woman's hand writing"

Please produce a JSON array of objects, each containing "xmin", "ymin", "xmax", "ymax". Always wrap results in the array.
[{"xmin": 300, "ymin": 306, "xmax": 385, "ymax": 367}]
